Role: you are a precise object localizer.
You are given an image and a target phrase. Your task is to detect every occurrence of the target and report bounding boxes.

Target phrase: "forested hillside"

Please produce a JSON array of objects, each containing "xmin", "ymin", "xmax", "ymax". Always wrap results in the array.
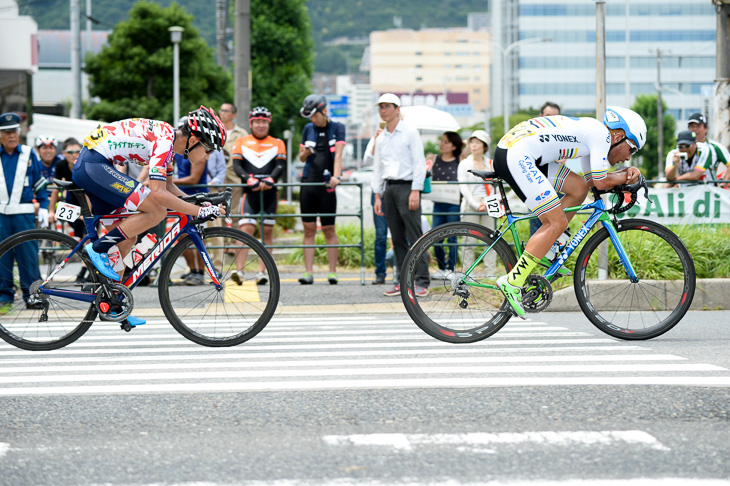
[{"xmin": 20, "ymin": 0, "xmax": 488, "ymax": 73}]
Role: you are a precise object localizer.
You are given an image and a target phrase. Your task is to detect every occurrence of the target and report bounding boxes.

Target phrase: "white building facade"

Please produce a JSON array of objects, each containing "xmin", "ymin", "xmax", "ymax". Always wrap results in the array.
[{"xmin": 515, "ymin": 1, "xmax": 716, "ymax": 122}]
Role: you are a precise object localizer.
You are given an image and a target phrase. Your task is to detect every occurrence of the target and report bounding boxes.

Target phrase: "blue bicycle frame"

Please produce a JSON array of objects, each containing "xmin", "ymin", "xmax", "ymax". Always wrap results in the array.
[
  {"xmin": 463, "ymin": 196, "xmax": 639, "ymax": 289},
  {"xmin": 39, "ymin": 212, "xmax": 222, "ymax": 303}
]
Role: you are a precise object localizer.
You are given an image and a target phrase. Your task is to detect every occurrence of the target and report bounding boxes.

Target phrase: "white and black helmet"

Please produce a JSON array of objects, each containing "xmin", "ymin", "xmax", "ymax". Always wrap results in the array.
[
  {"xmin": 185, "ymin": 106, "xmax": 227, "ymax": 152},
  {"xmin": 604, "ymin": 106, "xmax": 647, "ymax": 151}
]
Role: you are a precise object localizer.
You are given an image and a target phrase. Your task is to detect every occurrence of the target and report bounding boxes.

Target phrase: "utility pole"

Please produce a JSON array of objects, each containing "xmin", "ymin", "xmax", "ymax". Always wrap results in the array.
[
  {"xmin": 216, "ymin": 0, "xmax": 227, "ymax": 67},
  {"xmin": 70, "ymin": 0, "xmax": 82, "ymax": 118},
  {"xmin": 713, "ymin": 0, "xmax": 730, "ymax": 148},
  {"xmin": 234, "ymin": 0, "xmax": 251, "ymax": 117},
  {"xmin": 595, "ymin": 0, "xmax": 608, "ymax": 280},
  {"xmin": 656, "ymin": 49, "xmax": 664, "ymax": 167}
]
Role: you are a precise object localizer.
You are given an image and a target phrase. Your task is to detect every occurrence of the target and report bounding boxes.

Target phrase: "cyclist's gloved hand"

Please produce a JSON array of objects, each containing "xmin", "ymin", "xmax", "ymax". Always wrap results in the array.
[
  {"xmin": 197, "ymin": 204, "xmax": 220, "ymax": 221},
  {"xmin": 37, "ymin": 208, "xmax": 49, "ymax": 228},
  {"xmin": 246, "ymin": 175, "xmax": 260, "ymax": 190},
  {"xmin": 261, "ymin": 176, "xmax": 275, "ymax": 188}
]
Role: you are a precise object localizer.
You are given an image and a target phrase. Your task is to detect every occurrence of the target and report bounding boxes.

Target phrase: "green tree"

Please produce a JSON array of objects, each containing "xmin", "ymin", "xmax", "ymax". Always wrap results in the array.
[
  {"xmin": 631, "ymin": 94, "xmax": 676, "ymax": 180},
  {"xmin": 84, "ymin": 1, "xmax": 232, "ymax": 122}
]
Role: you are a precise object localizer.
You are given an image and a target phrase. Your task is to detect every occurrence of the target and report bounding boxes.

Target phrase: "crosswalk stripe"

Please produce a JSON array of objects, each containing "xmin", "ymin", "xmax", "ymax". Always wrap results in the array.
[{"xmin": 0, "ymin": 313, "xmax": 727, "ymax": 395}]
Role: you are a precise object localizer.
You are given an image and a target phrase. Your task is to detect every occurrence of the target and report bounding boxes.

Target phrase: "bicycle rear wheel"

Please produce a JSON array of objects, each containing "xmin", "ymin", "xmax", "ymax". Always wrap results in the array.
[
  {"xmin": 574, "ymin": 218, "xmax": 695, "ymax": 340},
  {"xmin": 401, "ymin": 222, "xmax": 516, "ymax": 343},
  {"xmin": 158, "ymin": 227, "xmax": 279, "ymax": 346},
  {"xmin": 0, "ymin": 229, "xmax": 98, "ymax": 350}
]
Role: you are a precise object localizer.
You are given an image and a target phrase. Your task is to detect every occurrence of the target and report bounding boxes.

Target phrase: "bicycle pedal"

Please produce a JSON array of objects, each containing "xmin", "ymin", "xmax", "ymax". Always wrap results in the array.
[{"xmin": 120, "ymin": 321, "xmax": 133, "ymax": 332}]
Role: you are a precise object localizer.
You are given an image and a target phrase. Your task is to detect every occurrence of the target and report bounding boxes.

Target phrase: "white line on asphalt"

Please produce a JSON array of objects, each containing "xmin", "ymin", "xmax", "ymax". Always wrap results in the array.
[
  {"xmin": 0, "ymin": 354, "xmax": 686, "ymax": 374},
  {"xmin": 0, "ymin": 339, "xmax": 637, "ymax": 355},
  {"xmin": 0, "ymin": 345, "xmax": 646, "ymax": 365},
  {"xmin": 1, "ymin": 376, "xmax": 730, "ymax": 396},
  {"xmin": 0, "ymin": 442, "xmax": 8, "ymax": 458},
  {"xmin": 322, "ymin": 430, "xmax": 670, "ymax": 451},
  {"xmin": 0, "ymin": 363, "xmax": 721, "ymax": 384}
]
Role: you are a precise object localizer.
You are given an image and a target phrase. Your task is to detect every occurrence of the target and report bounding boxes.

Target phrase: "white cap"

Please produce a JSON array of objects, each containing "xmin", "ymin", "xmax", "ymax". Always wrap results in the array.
[
  {"xmin": 469, "ymin": 129, "xmax": 491, "ymax": 147},
  {"xmin": 376, "ymin": 93, "xmax": 401, "ymax": 107}
]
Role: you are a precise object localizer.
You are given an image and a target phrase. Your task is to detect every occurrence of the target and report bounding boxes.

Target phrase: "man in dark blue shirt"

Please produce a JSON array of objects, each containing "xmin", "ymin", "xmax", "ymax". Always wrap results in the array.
[{"xmin": 0, "ymin": 113, "xmax": 49, "ymax": 313}]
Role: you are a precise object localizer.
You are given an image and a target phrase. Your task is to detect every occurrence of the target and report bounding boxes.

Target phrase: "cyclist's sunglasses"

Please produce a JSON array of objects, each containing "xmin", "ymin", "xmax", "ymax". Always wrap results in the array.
[
  {"xmin": 191, "ymin": 140, "xmax": 215, "ymax": 155},
  {"xmin": 625, "ymin": 138, "xmax": 638, "ymax": 155}
]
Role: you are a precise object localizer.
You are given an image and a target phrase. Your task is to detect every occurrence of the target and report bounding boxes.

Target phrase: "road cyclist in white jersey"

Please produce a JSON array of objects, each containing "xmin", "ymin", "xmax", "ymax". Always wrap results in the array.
[
  {"xmin": 71, "ymin": 106, "xmax": 227, "ymax": 326},
  {"xmin": 492, "ymin": 106, "xmax": 647, "ymax": 317}
]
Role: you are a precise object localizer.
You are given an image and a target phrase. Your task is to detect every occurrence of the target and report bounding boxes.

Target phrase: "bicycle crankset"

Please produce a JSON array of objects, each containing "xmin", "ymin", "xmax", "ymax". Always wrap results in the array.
[
  {"xmin": 95, "ymin": 283, "xmax": 134, "ymax": 322},
  {"xmin": 522, "ymin": 274, "xmax": 552, "ymax": 313}
]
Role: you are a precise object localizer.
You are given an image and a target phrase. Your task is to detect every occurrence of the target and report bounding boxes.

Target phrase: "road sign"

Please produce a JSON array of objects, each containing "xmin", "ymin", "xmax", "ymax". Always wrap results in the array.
[{"xmin": 327, "ymin": 95, "xmax": 349, "ymax": 120}]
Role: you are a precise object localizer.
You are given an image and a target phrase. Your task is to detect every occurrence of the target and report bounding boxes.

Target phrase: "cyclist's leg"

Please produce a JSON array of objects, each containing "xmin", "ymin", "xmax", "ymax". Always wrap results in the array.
[{"xmin": 549, "ymin": 163, "xmax": 589, "ymax": 225}]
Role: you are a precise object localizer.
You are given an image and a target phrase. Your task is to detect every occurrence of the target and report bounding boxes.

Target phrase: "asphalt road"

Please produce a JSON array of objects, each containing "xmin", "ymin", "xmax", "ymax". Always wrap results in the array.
[{"xmin": 0, "ymin": 310, "xmax": 729, "ymax": 485}]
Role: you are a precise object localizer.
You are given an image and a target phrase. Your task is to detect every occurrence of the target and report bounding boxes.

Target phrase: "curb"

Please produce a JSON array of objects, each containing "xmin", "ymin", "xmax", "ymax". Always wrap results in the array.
[{"xmin": 548, "ymin": 278, "xmax": 729, "ymax": 312}]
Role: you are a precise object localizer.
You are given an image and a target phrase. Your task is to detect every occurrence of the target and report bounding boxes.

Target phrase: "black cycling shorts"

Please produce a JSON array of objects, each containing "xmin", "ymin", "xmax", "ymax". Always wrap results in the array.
[
  {"xmin": 239, "ymin": 189, "xmax": 278, "ymax": 226},
  {"xmin": 300, "ymin": 184, "xmax": 337, "ymax": 226}
]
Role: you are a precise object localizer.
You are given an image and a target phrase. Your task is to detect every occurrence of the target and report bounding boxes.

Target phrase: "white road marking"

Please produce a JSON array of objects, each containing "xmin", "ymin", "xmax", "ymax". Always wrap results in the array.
[
  {"xmin": 2, "ymin": 376, "xmax": 730, "ymax": 396},
  {"xmin": 323, "ymin": 430, "xmax": 670, "ymax": 451}
]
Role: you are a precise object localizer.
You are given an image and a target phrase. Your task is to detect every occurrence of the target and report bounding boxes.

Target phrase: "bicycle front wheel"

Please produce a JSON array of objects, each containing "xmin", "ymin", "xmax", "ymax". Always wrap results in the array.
[
  {"xmin": 401, "ymin": 222, "xmax": 516, "ymax": 343},
  {"xmin": 574, "ymin": 218, "xmax": 695, "ymax": 340},
  {"xmin": 0, "ymin": 229, "xmax": 98, "ymax": 351},
  {"xmin": 158, "ymin": 227, "xmax": 279, "ymax": 346}
]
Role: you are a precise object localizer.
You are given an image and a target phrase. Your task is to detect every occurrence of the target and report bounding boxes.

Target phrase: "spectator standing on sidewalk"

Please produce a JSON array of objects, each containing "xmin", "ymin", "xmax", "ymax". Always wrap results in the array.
[
  {"xmin": 530, "ymin": 102, "xmax": 561, "ymax": 236},
  {"xmin": 0, "ymin": 113, "xmax": 49, "ymax": 314},
  {"xmin": 371, "ymin": 93, "xmax": 430, "ymax": 297},
  {"xmin": 686, "ymin": 112, "xmax": 730, "ymax": 184},
  {"xmin": 231, "ymin": 106, "xmax": 286, "ymax": 286},
  {"xmin": 457, "ymin": 130, "xmax": 497, "ymax": 269},
  {"xmin": 219, "ymin": 103, "xmax": 249, "ymax": 229},
  {"xmin": 297, "ymin": 94, "xmax": 345, "ymax": 285},
  {"xmin": 364, "ymin": 135, "xmax": 389, "ymax": 285},
  {"xmin": 428, "ymin": 131, "xmax": 464, "ymax": 279},
  {"xmin": 34, "ymin": 135, "xmax": 63, "ymax": 203}
]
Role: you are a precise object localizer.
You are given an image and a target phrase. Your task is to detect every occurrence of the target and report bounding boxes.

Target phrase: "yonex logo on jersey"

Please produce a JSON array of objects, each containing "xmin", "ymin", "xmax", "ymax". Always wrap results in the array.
[
  {"xmin": 551, "ymin": 134, "xmax": 578, "ymax": 143},
  {"xmin": 535, "ymin": 190, "xmax": 552, "ymax": 201}
]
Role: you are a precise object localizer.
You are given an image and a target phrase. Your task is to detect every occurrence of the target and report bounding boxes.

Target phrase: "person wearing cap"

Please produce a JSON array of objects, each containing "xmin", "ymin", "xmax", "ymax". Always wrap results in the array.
[
  {"xmin": 686, "ymin": 112, "xmax": 730, "ymax": 185},
  {"xmin": 457, "ymin": 130, "xmax": 497, "ymax": 269},
  {"xmin": 297, "ymin": 94, "xmax": 346, "ymax": 285},
  {"xmin": 229, "ymin": 106, "xmax": 286, "ymax": 287},
  {"xmin": 371, "ymin": 93, "xmax": 430, "ymax": 297},
  {"xmin": 0, "ymin": 112, "xmax": 50, "ymax": 313},
  {"xmin": 493, "ymin": 107, "xmax": 646, "ymax": 318},
  {"xmin": 34, "ymin": 135, "xmax": 64, "ymax": 201},
  {"xmin": 664, "ymin": 130, "xmax": 712, "ymax": 186}
]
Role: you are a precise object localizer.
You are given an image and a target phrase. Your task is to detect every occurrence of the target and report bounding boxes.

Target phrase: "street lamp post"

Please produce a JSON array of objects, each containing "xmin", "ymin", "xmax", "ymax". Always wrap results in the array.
[
  {"xmin": 169, "ymin": 26, "xmax": 184, "ymax": 125},
  {"xmin": 498, "ymin": 37, "xmax": 552, "ymax": 134}
]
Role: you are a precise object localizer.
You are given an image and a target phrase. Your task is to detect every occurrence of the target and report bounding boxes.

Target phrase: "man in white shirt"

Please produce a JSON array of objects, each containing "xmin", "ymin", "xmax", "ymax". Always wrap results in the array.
[{"xmin": 371, "ymin": 93, "xmax": 429, "ymax": 297}]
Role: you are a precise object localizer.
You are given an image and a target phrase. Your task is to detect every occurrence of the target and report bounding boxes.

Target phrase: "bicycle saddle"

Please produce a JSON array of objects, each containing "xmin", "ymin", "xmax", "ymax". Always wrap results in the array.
[{"xmin": 469, "ymin": 169, "xmax": 498, "ymax": 180}]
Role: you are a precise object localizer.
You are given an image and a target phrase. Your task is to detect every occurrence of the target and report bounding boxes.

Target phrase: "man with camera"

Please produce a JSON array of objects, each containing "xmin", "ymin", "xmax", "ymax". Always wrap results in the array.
[{"xmin": 665, "ymin": 130, "xmax": 712, "ymax": 186}]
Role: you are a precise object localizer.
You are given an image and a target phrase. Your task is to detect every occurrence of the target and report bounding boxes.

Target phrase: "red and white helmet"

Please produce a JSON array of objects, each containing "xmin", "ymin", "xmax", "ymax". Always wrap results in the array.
[
  {"xmin": 185, "ymin": 106, "xmax": 227, "ymax": 151},
  {"xmin": 35, "ymin": 135, "xmax": 57, "ymax": 148}
]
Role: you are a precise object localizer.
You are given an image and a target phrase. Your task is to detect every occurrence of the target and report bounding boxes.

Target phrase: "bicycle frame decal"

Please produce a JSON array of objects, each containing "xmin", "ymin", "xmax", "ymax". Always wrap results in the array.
[{"xmin": 129, "ymin": 217, "xmax": 184, "ymax": 284}]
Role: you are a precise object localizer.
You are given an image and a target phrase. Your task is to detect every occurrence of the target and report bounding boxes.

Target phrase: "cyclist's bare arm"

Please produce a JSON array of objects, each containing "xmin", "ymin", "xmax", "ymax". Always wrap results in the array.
[{"xmin": 590, "ymin": 166, "xmax": 641, "ymax": 190}]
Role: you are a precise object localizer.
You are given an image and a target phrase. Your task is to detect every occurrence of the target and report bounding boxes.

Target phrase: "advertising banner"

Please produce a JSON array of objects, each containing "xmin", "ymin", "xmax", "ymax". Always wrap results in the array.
[{"xmin": 612, "ymin": 185, "xmax": 730, "ymax": 225}]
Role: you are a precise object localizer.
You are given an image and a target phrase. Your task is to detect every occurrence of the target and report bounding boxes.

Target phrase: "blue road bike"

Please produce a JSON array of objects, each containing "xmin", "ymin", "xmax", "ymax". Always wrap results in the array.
[
  {"xmin": 401, "ymin": 170, "xmax": 696, "ymax": 343},
  {"xmin": 0, "ymin": 182, "xmax": 279, "ymax": 351}
]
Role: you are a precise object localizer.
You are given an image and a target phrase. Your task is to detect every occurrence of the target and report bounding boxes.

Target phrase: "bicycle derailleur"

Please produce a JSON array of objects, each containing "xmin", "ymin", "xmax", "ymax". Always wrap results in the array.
[
  {"xmin": 29, "ymin": 280, "xmax": 51, "ymax": 322},
  {"xmin": 522, "ymin": 274, "xmax": 552, "ymax": 313}
]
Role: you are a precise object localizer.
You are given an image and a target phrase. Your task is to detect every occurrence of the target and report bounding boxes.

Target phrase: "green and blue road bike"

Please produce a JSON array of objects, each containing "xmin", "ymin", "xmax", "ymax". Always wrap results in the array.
[{"xmin": 401, "ymin": 170, "xmax": 696, "ymax": 343}]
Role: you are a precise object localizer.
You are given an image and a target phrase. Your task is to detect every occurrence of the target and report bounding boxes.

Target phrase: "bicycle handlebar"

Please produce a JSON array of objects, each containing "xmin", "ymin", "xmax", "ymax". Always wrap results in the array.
[
  {"xmin": 594, "ymin": 175, "xmax": 650, "ymax": 215},
  {"xmin": 181, "ymin": 187, "xmax": 233, "ymax": 224}
]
